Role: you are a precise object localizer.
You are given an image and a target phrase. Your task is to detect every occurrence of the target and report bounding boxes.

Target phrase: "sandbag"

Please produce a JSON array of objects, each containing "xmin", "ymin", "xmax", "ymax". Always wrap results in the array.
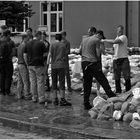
[
  {"xmin": 123, "ymin": 113, "xmax": 133, "ymax": 122},
  {"xmin": 93, "ymin": 96, "xmax": 108, "ymax": 110},
  {"xmin": 121, "ymin": 102, "xmax": 129, "ymax": 114},
  {"xmin": 88, "ymin": 108, "xmax": 98, "ymax": 119},
  {"xmin": 114, "ymin": 102, "xmax": 123, "ymax": 110},
  {"xmin": 113, "ymin": 110, "xmax": 122, "ymax": 121},
  {"xmin": 136, "ymin": 106, "xmax": 140, "ymax": 116},
  {"xmin": 133, "ymin": 112, "xmax": 140, "ymax": 120},
  {"xmin": 97, "ymin": 113, "xmax": 111, "ymax": 121},
  {"xmin": 130, "ymin": 119, "xmax": 140, "ymax": 129},
  {"xmin": 128, "ymin": 104, "xmax": 137, "ymax": 113},
  {"xmin": 97, "ymin": 102, "xmax": 114, "ymax": 121}
]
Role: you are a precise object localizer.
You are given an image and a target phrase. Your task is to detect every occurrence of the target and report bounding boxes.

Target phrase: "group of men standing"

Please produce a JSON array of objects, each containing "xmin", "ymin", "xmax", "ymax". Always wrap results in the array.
[
  {"xmin": 17, "ymin": 29, "xmax": 72, "ymax": 106},
  {"xmin": 0, "ymin": 24, "xmax": 131, "ymax": 111}
]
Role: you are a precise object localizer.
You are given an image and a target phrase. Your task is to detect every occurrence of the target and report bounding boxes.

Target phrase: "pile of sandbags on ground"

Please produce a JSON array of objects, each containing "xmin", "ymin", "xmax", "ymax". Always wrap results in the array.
[
  {"xmin": 88, "ymin": 86, "xmax": 140, "ymax": 129},
  {"xmin": 128, "ymin": 47, "xmax": 140, "ymax": 55}
]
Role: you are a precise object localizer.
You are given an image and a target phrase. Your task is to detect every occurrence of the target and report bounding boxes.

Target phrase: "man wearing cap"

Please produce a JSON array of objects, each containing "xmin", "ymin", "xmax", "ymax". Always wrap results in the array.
[
  {"xmin": 102, "ymin": 25, "xmax": 131, "ymax": 94},
  {"xmin": 80, "ymin": 30, "xmax": 116, "ymax": 110}
]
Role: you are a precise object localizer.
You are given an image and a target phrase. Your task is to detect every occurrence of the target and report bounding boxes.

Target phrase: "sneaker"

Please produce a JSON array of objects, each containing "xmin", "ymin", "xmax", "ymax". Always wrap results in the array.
[
  {"xmin": 6, "ymin": 92, "xmax": 14, "ymax": 96},
  {"xmin": 24, "ymin": 94, "xmax": 32, "ymax": 100},
  {"xmin": 80, "ymin": 92, "xmax": 84, "ymax": 96},
  {"xmin": 39, "ymin": 100, "xmax": 46, "ymax": 104},
  {"xmin": 60, "ymin": 98, "xmax": 72, "ymax": 106},
  {"xmin": 53, "ymin": 98, "xmax": 59, "ymax": 106},
  {"xmin": 68, "ymin": 88, "xmax": 73, "ymax": 92}
]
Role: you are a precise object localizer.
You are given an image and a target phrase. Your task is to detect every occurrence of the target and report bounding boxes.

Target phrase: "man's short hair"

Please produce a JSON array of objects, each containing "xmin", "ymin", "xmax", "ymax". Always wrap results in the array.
[
  {"xmin": 61, "ymin": 31, "xmax": 67, "ymax": 36},
  {"xmin": 117, "ymin": 25, "xmax": 124, "ymax": 30},
  {"xmin": 55, "ymin": 33, "xmax": 62, "ymax": 41},
  {"xmin": 42, "ymin": 31, "xmax": 48, "ymax": 37},
  {"xmin": 89, "ymin": 26, "xmax": 97, "ymax": 33},
  {"xmin": 35, "ymin": 31, "xmax": 42, "ymax": 37},
  {"xmin": 1, "ymin": 25, "xmax": 8, "ymax": 30},
  {"xmin": 3, "ymin": 30, "xmax": 11, "ymax": 37}
]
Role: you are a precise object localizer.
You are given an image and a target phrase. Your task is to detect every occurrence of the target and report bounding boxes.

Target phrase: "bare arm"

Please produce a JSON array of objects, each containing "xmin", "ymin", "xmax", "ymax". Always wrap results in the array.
[
  {"xmin": 23, "ymin": 53, "xmax": 28, "ymax": 66},
  {"xmin": 102, "ymin": 38, "xmax": 122, "ymax": 44}
]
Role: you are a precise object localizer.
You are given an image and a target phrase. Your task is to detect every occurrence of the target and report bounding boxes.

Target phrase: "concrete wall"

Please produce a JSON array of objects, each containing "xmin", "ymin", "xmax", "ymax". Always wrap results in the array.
[
  {"xmin": 28, "ymin": 1, "xmax": 40, "ymax": 33},
  {"xmin": 63, "ymin": 1, "xmax": 126, "ymax": 48},
  {"xmin": 127, "ymin": 1, "xmax": 139, "ymax": 47}
]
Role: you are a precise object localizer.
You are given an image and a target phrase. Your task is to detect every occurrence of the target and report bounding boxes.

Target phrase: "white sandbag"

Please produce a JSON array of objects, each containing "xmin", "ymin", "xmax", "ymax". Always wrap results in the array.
[{"xmin": 113, "ymin": 110, "xmax": 122, "ymax": 121}]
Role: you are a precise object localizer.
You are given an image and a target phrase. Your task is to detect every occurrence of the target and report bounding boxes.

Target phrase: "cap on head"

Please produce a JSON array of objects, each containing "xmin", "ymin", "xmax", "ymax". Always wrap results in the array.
[{"xmin": 96, "ymin": 30, "xmax": 106, "ymax": 39}]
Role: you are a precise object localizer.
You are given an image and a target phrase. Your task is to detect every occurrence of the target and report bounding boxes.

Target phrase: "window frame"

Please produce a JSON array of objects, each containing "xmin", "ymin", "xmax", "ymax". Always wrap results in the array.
[{"xmin": 41, "ymin": 1, "xmax": 63, "ymax": 34}]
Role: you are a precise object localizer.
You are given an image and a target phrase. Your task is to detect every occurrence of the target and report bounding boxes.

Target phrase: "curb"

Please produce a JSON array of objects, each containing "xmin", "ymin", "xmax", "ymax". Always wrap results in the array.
[{"xmin": 0, "ymin": 115, "xmax": 111, "ymax": 139}]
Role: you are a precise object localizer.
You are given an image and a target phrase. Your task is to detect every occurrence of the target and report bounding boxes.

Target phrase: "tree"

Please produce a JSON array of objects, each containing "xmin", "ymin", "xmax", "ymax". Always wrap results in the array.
[{"xmin": 0, "ymin": 1, "xmax": 35, "ymax": 30}]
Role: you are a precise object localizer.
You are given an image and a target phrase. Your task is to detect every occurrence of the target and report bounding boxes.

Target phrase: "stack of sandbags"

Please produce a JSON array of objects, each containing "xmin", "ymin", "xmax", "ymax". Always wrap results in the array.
[
  {"xmin": 128, "ymin": 47, "xmax": 140, "ymax": 55},
  {"xmin": 88, "ymin": 87, "xmax": 140, "ymax": 129}
]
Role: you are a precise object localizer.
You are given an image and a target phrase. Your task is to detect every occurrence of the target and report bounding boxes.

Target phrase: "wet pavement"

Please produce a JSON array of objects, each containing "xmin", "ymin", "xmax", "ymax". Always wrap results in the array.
[
  {"xmin": 0, "ymin": 90, "xmax": 140, "ymax": 139},
  {"xmin": 0, "ymin": 125, "xmax": 51, "ymax": 139}
]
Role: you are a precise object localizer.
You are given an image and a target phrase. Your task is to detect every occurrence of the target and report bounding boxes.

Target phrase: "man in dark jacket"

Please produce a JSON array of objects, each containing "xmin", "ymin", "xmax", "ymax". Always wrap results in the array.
[{"xmin": 0, "ymin": 30, "xmax": 16, "ymax": 95}]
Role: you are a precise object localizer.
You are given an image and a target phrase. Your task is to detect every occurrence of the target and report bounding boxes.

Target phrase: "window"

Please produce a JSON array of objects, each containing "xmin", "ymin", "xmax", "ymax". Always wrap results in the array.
[
  {"xmin": 42, "ymin": 1, "xmax": 63, "ymax": 33},
  {"xmin": 43, "ymin": 14, "xmax": 47, "ymax": 25}
]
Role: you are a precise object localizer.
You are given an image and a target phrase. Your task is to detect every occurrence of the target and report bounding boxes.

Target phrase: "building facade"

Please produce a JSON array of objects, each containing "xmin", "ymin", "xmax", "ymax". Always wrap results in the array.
[{"xmin": 26, "ymin": 1, "xmax": 139, "ymax": 48}]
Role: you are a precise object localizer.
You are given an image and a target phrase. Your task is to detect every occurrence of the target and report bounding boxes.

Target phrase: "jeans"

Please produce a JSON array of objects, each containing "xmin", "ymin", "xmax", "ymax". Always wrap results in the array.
[
  {"xmin": 51, "ymin": 68, "xmax": 65, "ymax": 90},
  {"xmin": 17, "ymin": 64, "xmax": 30, "ymax": 98},
  {"xmin": 82, "ymin": 61, "xmax": 115, "ymax": 105},
  {"xmin": 28, "ymin": 66, "xmax": 45, "ymax": 102}
]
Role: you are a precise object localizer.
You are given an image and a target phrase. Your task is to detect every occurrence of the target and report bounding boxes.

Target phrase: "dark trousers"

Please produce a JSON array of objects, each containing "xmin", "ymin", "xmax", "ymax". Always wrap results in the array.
[
  {"xmin": 45, "ymin": 72, "xmax": 50, "ymax": 91},
  {"xmin": 82, "ymin": 61, "xmax": 115, "ymax": 105},
  {"xmin": 0, "ymin": 61, "xmax": 13, "ymax": 94},
  {"xmin": 113, "ymin": 58, "xmax": 131, "ymax": 93},
  {"xmin": 65, "ymin": 67, "xmax": 71, "ymax": 91},
  {"xmin": 51, "ymin": 68, "xmax": 65, "ymax": 90}
]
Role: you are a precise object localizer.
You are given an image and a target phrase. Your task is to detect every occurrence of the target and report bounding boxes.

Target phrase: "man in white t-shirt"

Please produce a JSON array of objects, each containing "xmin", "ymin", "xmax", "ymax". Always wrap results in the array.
[{"xmin": 102, "ymin": 25, "xmax": 131, "ymax": 94}]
